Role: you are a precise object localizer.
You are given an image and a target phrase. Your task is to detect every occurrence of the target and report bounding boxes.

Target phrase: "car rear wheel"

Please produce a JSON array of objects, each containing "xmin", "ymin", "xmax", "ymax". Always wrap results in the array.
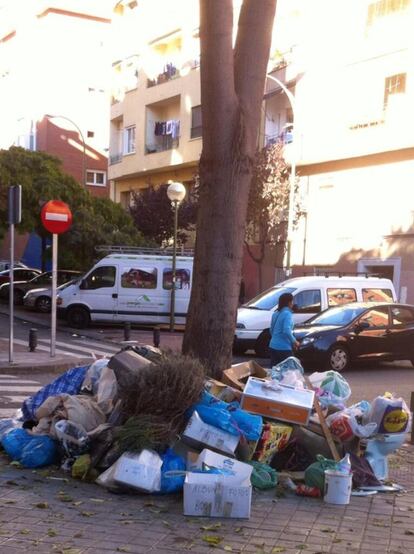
[
  {"xmin": 255, "ymin": 329, "xmax": 271, "ymax": 358},
  {"xmin": 35, "ymin": 296, "xmax": 51, "ymax": 313},
  {"xmin": 67, "ymin": 306, "xmax": 90, "ymax": 329},
  {"xmin": 326, "ymin": 344, "xmax": 350, "ymax": 372}
]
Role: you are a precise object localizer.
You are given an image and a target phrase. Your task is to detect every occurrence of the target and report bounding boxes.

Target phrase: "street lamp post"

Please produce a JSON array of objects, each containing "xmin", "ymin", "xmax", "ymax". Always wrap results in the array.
[
  {"xmin": 266, "ymin": 74, "xmax": 297, "ymax": 276},
  {"xmin": 167, "ymin": 181, "xmax": 186, "ymax": 332},
  {"xmin": 45, "ymin": 114, "xmax": 87, "ymax": 188}
]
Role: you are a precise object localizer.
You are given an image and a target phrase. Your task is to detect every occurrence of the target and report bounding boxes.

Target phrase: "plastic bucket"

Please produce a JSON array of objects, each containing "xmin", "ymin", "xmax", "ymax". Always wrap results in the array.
[{"xmin": 324, "ymin": 470, "xmax": 352, "ymax": 505}]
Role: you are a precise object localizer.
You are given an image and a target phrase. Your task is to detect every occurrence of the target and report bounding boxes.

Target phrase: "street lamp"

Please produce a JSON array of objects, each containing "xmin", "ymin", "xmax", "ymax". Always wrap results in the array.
[
  {"xmin": 167, "ymin": 181, "xmax": 186, "ymax": 332},
  {"xmin": 266, "ymin": 74, "xmax": 297, "ymax": 276},
  {"xmin": 45, "ymin": 114, "xmax": 87, "ymax": 188}
]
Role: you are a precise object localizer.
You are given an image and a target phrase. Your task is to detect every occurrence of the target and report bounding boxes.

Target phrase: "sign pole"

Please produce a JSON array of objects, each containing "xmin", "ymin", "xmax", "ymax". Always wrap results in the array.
[
  {"xmin": 8, "ymin": 222, "xmax": 14, "ymax": 363},
  {"xmin": 51, "ymin": 233, "xmax": 57, "ymax": 357}
]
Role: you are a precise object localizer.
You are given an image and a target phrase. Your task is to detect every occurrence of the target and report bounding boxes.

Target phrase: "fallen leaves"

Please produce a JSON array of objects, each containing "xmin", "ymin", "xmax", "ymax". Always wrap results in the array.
[
  {"xmin": 200, "ymin": 523, "xmax": 222, "ymax": 531},
  {"xmin": 202, "ymin": 534, "xmax": 223, "ymax": 546},
  {"xmin": 34, "ymin": 502, "xmax": 49, "ymax": 509}
]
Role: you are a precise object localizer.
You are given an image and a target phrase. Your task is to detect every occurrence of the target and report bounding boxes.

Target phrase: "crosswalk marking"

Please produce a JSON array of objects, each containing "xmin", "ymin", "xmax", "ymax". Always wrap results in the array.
[
  {"xmin": 37, "ymin": 338, "xmax": 119, "ymax": 357},
  {"xmin": 0, "ymin": 385, "xmax": 42, "ymax": 393},
  {"xmin": 71, "ymin": 339, "xmax": 120, "ymax": 352},
  {"xmin": 0, "ymin": 374, "xmax": 43, "ymax": 419},
  {"xmin": 6, "ymin": 338, "xmax": 85, "ymax": 359},
  {"xmin": 0, "ymin": 408, "xmax": 20, "ymax": 417}
]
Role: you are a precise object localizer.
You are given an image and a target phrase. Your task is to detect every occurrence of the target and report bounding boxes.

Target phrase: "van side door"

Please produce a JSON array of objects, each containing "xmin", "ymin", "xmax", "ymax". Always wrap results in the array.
[
  {"xmin": 292, "ymin": 289, "xmax": 322, "ymax": 324},
  {"xmin": 117, "ymin": 264, "xmax": 161, "ymax": 324}
]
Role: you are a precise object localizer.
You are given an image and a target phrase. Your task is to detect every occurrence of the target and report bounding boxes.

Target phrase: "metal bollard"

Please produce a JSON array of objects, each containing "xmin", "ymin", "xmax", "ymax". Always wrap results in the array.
[
  {"xmin": 124, "ymin": 322, "xmax": 131, "ymax": 342},
  {"xmin": 153, "ymin": 326, "xmax": 160, "ymax": 348},
  {"xmin": 29, "ymin": 328, "xmax": 38, "ymax": 352}
]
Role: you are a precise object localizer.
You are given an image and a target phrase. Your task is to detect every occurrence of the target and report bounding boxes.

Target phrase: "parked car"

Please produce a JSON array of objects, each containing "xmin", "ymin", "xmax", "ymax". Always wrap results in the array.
[
  {"xmin": 294, "ymin": 302, "xmax": 414, "ymax": 372},
  {"xmin": 234, "ymin": 275, "xmax": 397, "ymax": 357},
  {"xmin": 23, "ymin": 278, "xmax": 81, "ymax": 313},
  {"xmin": 0, "ymin": 267, "xmax": 40, "ymax": 285},
  {"xmin": 0, "ymin": 270, "xmax": 82, "ymax": 305}
]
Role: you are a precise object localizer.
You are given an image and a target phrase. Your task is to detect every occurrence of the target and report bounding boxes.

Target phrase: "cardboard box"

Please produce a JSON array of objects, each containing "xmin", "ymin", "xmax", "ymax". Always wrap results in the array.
[
  {"xmin": 222, "ymin": 361, "xmax": 268, "ymax": 391},
  {"xmin": 113, "ymin": 450, "xmax": 162, "ymax": 492},
  {"xmin": 241, "ymin": 377, "xmax": 315, "ymax": 425},
  {"xmin": 205, "ymin": 379, "xmax": 241, "ymax": 402},
  {"xmin": 183, "ymin": 450, "xmax": 252, "ymax": 519},
  {"xmin": 182, "ymin": 412, "xmax": 239, "ymax": 455}
]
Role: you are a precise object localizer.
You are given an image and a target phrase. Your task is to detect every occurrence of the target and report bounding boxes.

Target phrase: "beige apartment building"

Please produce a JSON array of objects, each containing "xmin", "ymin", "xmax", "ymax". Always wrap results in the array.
[{"xmin": 109, "ymin": 0, "xmax": 414, "ymax": 302}]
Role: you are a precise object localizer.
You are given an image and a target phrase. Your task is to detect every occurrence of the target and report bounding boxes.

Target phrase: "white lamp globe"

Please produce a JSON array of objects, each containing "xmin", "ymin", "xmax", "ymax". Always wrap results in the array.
[{"xmin": 167, "ymin": 181, "xmax": 186, "ymax": 203}]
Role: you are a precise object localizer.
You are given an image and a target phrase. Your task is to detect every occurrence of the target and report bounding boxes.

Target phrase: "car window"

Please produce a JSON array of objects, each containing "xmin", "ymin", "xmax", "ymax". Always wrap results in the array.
[
  {"xmin": 362, "ymin": 288, "xmax": 394, "ymax": 303},
  {"xmin": 327, "ymin": 288, "xmax": 357, "ymax": 306},
  {"xmin": 391, "ymin": 306, "xmax": 414, "ymax": 326},
  {"xmin": 121, "ymin": 267, "xmax": 157, "ymax": 289},
  {"xmin": 244, "ymin": 286, "xmax": 296, "ymax": 311},
  {"xmin": 163, "ymin": 268, "xmax": 191, "ymax": 290},
  {"xmin": 358, "ymin": 306, "xmax": 389, "ymax": 328},
  {"xmin": 293, "ymin": 289, "xmax": 321, "ymax": 314},
  {"xmin": 84, "ymin": 266, "xmax": 116, "ymax": 290},
  {"xmin": 306, "ymin": 305, "xmax": 365, "ymax": 326}
]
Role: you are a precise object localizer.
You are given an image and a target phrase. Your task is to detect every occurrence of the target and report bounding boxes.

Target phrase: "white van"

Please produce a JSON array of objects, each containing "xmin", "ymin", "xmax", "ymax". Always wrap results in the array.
[
  {"xmin": 57, "ymin": 253, "xmax": 193, "ymax": 328},
  {"xmin": 234, "ymin": 275, "xmax": 397, "ymax": 356}
]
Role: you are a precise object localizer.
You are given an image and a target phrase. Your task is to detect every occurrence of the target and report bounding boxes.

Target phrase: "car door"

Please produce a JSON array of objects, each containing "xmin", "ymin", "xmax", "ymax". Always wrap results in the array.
[
  {"xmin": 350, "ymin": 305, "xmax": 393, "ymax": 361},
  {"xmin": 78, "ymin": 265, "xmax": 118, "ymax": 322},
  {"xmin": 388, "ymin": 305, "xmax": 414, "ymax": 361}
]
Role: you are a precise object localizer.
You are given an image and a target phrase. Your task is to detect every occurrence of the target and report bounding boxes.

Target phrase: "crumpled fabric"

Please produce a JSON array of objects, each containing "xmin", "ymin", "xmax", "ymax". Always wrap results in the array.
[
  {"xmin": 22, "ymin": 365, "xmax": 89, "ymax": 421},
  {"xmin": 33, "ymin": 394, "xmax": 106, "ymax": 436}
]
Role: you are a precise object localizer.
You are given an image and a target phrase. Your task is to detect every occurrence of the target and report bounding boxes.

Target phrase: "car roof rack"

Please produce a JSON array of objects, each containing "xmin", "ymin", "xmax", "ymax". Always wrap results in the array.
[
  {"xmin": 95, "ymin": 245, "xmax": 194, "ymax": 257},
  {"xmin": 302, "ymin": 271, "xmax": 382, "ymax": 278}
]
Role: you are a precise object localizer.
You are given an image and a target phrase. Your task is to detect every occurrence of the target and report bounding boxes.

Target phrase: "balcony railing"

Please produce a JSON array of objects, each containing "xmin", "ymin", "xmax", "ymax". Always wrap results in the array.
[
  {"xmin": 109, "ymin": 152, "xmax": 123, "ymax": 165},
  {"xmin": 145, "ymin": 136, "xmax": 179, "ymax": 154},
  {"xmin": 147, "ymin": 63, "xmax": 179, "ymax": 88}
]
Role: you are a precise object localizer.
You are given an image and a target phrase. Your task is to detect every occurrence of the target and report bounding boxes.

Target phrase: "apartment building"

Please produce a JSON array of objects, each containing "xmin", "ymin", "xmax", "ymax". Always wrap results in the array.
[
  {"xmin": 0, "ymin": 0, "xmax": 112, "ymax": 197},
  {"xmin": 110, "ymin": 0, "xmax": 414, "ymax": 301}
]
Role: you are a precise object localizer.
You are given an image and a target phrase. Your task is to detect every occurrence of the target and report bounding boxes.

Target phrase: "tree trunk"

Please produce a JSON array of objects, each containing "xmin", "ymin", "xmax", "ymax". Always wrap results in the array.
[{"xmin": 182, "ymin": 0, "xmax": 277, "ymax": 377}]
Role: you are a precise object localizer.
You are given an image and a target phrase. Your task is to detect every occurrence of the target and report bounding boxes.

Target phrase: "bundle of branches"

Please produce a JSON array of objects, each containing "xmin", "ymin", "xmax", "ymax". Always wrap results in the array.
[
  {"xmin": 115, "ymin": 414, "xmax": 179, "ymax": 453},
  {"xmin": 119, "ymin": 352, "xmax": 206, "ymax": 436}
]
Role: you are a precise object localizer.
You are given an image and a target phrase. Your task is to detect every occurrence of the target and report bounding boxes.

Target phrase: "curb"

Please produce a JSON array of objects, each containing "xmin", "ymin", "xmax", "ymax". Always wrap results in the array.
[{"xmin": 0, "ymin": 357, "xmax": 92, "ymax": 374}]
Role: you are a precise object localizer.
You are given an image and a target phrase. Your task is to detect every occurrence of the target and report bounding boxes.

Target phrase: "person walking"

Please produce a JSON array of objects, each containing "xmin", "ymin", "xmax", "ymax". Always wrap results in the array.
[{"xmin": 269, "ymin": 292, "xmax": 299, "ymax": 366}]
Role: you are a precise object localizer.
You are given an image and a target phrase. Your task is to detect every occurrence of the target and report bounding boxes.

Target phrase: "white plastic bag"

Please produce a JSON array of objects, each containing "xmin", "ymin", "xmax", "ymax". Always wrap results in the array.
[
  {"xmin": 54, "ymin": 419, "xmax": 90, "ymax": 456},
  {"xmin": 309, "ymin": 370, "xmax": 351, "ymax": 402},
  {"xmin": 369, "ymin": 395, "xmax": 411, "ymax": 434}
]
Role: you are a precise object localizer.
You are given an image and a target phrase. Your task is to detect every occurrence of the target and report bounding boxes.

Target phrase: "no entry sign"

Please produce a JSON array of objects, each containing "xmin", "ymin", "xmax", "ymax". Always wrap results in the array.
[{"xmin": 41, "ymin": 200, "xmax": 72, "ymax": 234}]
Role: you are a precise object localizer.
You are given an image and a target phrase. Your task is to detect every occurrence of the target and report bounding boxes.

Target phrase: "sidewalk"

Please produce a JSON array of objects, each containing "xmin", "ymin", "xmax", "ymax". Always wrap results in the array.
[{"xmin": 0, "ymin": 443, "xmax": 412, "ymax": 554}]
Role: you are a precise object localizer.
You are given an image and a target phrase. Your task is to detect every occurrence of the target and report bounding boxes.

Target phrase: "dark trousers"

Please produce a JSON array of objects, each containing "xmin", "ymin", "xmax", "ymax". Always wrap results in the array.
[{"xmin": 269, "ymin": 348, "xmax": 293, "ymax": 367}]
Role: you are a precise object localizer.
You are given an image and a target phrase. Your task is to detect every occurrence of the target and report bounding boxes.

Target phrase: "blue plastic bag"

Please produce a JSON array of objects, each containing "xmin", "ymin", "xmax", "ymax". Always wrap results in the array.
[
  {"xmin": 22, "ymin": 365, "xmax": 90, "ymax": 421},
  {"xmin": 159, "ymin": 448, "xmax": 186, "ymax": 494},
  {"xmin": 1, "ymin": 428, "xmax": 58, "ymax": 468}
]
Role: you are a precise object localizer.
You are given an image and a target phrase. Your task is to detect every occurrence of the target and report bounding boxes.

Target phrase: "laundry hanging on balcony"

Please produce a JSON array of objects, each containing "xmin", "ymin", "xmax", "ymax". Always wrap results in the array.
[{"xmin": 154, "ymin": 120, "xmax": 180, "ymax": 140}]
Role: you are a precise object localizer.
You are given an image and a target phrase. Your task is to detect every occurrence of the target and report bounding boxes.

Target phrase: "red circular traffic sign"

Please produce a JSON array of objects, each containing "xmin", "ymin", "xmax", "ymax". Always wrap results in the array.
[{"xmin": 41, "ymin": 200, "xmax": 72, "ymax": 234}]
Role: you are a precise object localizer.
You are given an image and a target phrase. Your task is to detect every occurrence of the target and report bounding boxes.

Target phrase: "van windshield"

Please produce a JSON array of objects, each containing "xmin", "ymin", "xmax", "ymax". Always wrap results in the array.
[{"xmin": 244, "ymin": 287, "xmax": 296, "ymax": 311}]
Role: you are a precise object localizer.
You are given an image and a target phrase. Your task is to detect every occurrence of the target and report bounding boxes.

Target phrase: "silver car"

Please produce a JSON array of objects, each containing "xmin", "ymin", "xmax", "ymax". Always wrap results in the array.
[{"xmin": 23, "ymin": 279, "xmax": 80, "ymax": 313}]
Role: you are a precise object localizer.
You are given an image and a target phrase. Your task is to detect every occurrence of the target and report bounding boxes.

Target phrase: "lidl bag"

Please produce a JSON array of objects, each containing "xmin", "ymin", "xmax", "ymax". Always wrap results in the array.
[{"xmin": 369, "ymin": 395, "xmax": 410, "ymax": 434}]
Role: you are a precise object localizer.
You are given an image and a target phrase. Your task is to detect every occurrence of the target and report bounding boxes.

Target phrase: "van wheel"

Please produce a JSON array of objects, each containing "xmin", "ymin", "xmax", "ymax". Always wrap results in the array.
[
  {"xmin": 35, "ymin": 296, "xmax": 51, "ymax": 313},
  {"xmin": 255, "ymin": 330, "xmax": 271, "ymax": 358},
  {"xmin": 326, "ymin": 344, "xmax": 350, "ymax": 372},
  {"xmin": 14, "ymin": 289, "xmax": 24, "ymax": 305},
  {"xmin": 67, "ymin": 306, "xmax": 90, "ymax": 329}
]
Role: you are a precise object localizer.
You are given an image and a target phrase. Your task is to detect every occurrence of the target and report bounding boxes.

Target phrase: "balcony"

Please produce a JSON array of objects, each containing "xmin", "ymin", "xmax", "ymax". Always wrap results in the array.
[
  {"xmin": 147, "ymin": 63, "xmax": 179, "ymax": 88},
  {"xmin": 109, "ymin": 152, "xmax": 123, "ymax": 165},
  {"xmin": 146, "ymin": 136, "xmax": 179, "ymax": 154},
  {"xmin": 145, "ymin": 95, "xmax": 181, "ymax": 155}
]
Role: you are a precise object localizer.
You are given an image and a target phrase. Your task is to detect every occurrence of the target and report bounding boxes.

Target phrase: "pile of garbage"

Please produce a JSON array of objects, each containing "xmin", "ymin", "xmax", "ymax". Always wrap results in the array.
[{"xmin": 0, "ymin": 347, "xmax": 411, "ymax": 519}]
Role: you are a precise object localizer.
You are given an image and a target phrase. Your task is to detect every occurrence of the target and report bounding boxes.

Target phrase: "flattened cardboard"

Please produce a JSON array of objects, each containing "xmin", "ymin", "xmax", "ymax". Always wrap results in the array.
[{"xmin": 222, "ymin": 361, "xmax": 268, "ymax": 391}]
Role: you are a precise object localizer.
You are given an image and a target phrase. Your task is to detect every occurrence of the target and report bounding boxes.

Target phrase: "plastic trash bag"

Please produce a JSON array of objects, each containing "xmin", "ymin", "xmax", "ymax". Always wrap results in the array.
[
  {"xmin": 1, "ymin": 428, "xmax": 57, "ymax": 468},
  {"xmin": 268, "ymin": 356, "xmax": 304, "ymax": 381},
  {"xmin": 54, "ymin": 420, "xmax": 90, "ymax": 457},
  {"xmin": 81, "ymin": 358, "xmax": 110, "ymax": 395},
  {"xmin": 326, "ymin": 409, "xmax": 377, "ymax": 441},
  {"xmin": 159, "ymin": 448, "xmax": 186, "ymax": 494},
  {"xmin": 0, "ymin": 418, "xmax": 21, "ymax": 441},
  {"xmin": 369, "ymin": 394, "xmax": 411, "ymax": 434},
  {"xmin": 309, "ymin": 370, "xmax": 351, "ymax": 402},
  {"xmin": 248, "ymin": 461, "xmax": 278, "ymax": 490},
  {"xmin": 304, "ymin": 455, "xmax": 338, "ymax": 492}
]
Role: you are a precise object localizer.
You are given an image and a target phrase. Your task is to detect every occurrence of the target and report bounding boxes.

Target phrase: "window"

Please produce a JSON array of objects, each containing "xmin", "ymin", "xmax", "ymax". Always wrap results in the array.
[
  {"xmin": 86, "ymin": 170, "xmax": 106, "ymax": 187},
  {"xmin": 358, "ymin": 306, "xmax": 389, "ymax": 328},
  {"xmin": 83, "ymin": 266, "xmax": 116, "ymax": 290},
  {"xmin": 121, "ymin": 267, "xmax": 157, "ymax": 289},
  {"xmin": 123, "ymin": 125, "xmax": 136, "ymax": 154},
  {"xmin": 384, "ymin": 73, "xmax": 406, "ymax": 108},
  {"xmin": 293, "ymin": 290, "xmax": 321, "ymax": 314},
  {"xmin": 191, "ymin": 105, "xmax": 202, "ymax": 139},
  {"xmin": 163, "ymin": 268, "xmax": 191, "ymax": 290},
  {"xmin": 367, "ymin": 0, "xmax": 410, "ymax": 26},
  {"xmin": 87, "ymin": 130, "xmax": 95, "ymax": 138},
  {"xmin": 391, "ymin": 306, "xmax": 414, "ymax": 325},
  {"xmin": 327, "ymin": 288, "xmax": 357, "ymax": 306},
  {"xmin": 362, "ymin": 288, "xmax": 394, "ymax": 302}
]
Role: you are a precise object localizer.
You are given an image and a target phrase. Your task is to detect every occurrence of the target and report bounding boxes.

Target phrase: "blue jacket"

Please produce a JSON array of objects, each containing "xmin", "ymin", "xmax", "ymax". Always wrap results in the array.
[{"xmin": 269, "ymin": 307, "xmax": 296, "ymax": 350}]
